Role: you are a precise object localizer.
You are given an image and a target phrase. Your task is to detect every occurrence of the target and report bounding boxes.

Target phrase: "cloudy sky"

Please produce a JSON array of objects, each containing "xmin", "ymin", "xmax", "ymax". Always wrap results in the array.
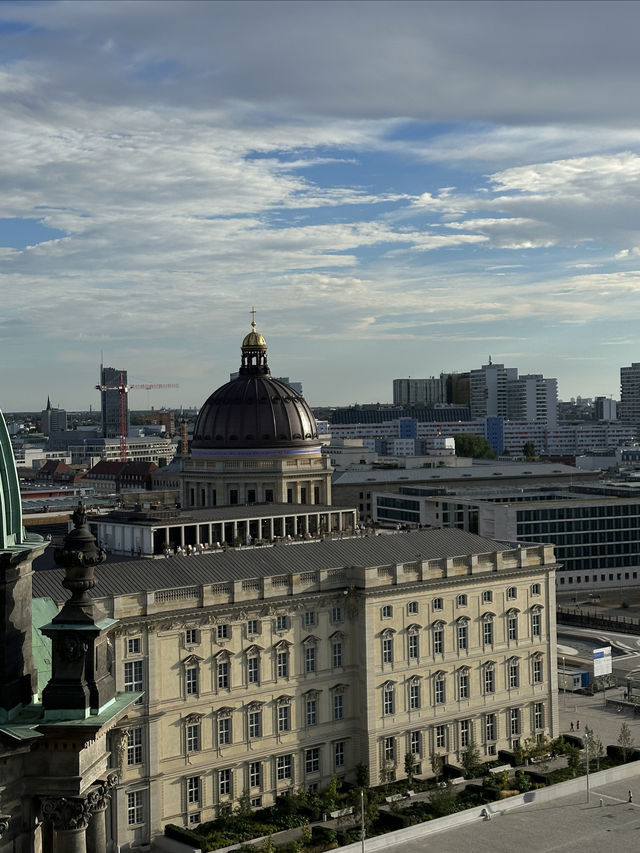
[{"xmin": 2, "ymin": 0, "xmax": 640, "ymax": 411}]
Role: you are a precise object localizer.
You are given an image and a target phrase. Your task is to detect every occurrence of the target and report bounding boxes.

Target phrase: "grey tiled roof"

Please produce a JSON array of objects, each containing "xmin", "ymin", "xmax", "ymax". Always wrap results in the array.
[{"xmin": 31, "ymin": 528, "xmax": 514, "ymax": 603}]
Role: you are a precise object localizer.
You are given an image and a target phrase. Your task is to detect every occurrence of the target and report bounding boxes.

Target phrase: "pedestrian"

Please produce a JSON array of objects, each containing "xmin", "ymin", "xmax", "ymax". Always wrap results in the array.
[
  {"xmin": 629, "ymin": 790, "xmax": 633, "ymax": 804},
  {"xmin": 570, "ymin": 722, "xmax": 574, "ymax": 731},
  {"xmin": 577, "ymin": 720, "xmax": 580, "ymax": 730}
]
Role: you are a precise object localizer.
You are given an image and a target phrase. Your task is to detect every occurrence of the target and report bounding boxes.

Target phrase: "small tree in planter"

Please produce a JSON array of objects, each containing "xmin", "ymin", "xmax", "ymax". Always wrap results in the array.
[
  {"xmin": 461, "ymin": 741, "xmax": 483, "ymax": 778},
  {"xmin": 618, "ymin": 722, "xmax": 635, "ymax": 762},
  {"xmin": 404, "ymin": 752, "xmax": 417, "ymax": 788},
  {"xmin": 431, "ymin": 753, "xmax": 444, "ymax": 784},
  {"xmin": 584, "ymin": 726, "xmax": 605, "ymax": 770}
]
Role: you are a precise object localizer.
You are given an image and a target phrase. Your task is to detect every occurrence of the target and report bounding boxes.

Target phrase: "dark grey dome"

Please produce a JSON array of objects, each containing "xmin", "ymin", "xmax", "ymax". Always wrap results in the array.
[{"xmin": 192, "ymin": 317, "xmax": 318, "ymax": 450}]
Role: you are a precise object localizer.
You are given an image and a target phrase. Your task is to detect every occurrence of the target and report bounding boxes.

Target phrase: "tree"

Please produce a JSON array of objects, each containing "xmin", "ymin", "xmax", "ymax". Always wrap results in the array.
[
  {"xmin": 454, "ymin": 434, "xmax": 497, "ymax": 459},
  {"xmin": 355, "ymin": 763, "xmax": 369, "ymax": 788},
  {"xmin": 321, "ymin": 774, "xmax": 340, "ymax": 813},
  {"xmin": 429, "ymin": 781, "xmax": 458, "ymax": 817},
  {"xmin": 431, "ymin": 752, "xmax": 444, "ymax": 784},
  {"xmin": 523, "ymin": 441, "xmax": 536, "ymax": 460},
  {"xmin": 522, "ymin": 733, "xmax": 552, "ymax": 770},
  {"xmin": 584, "ymin": 726, "xmax": 604, "ymax": 771},
  {"xmin": 461, "ymin": 741, "xmax": 483, "ymax": 778},
  {"xmin": 618, "ymin": 722, "xmax": 635, "ymax": 762},
  {"xmin": 404, "ymin": 752, "xmax": 417, "ymax": 787}
]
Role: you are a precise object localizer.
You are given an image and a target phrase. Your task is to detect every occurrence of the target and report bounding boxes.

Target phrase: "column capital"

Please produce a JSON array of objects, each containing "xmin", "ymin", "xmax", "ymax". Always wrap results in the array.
[
  {"xmin": 41, "ymin": 796, "xmax": 92, "ymax": 831},
  {"xmin": 0, "ymin": 815, "xmax": 10, "ymax": 838},
  {"xmin": 88, "ymin": 773, "xmax": 119, "ymax": 813}
]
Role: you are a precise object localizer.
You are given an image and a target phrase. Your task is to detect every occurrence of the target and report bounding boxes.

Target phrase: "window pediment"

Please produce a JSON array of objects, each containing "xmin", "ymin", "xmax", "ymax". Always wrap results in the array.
[
  {"xmin": 381, "ymin": 628, "xmax": 396, "ymax": 638},
  {"xmin": 183, "ymin": 654, "xmax": 203, "ymax": 666},
  {"xmin": 185, "ymin": 713, "xmax": 202, "ymax": 724},
  {"xmin": 244, "ymin": 644, "xmax": 264, "ymax": 656},
  {"xmin": 407, "ymin": 624, "xmax": 421, "ymax": 634},
  {"xmin": 246, "ymin": 701, "xmax": 264, "ymax": 711},
  {"xmin": 302, "ymin": 635, "xmax": 319, "ymax": 646},
  {"xmin": 216, "ymin": 706, "xmax": 234, "ymax": 718}
]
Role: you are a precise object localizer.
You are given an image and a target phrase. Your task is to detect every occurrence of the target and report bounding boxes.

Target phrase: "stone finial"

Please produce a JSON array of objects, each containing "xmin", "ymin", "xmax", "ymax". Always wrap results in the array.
[{"xmin": 54, "ymin": 502, "xmax": 106, "ymax": 609}]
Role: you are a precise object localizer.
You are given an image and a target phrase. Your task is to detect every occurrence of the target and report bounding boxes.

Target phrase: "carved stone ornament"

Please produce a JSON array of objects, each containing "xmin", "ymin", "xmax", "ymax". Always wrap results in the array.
[
  {"xmin": 41, "ymin": 796, "xmax": 92, "ymax": 831},
  {"xmin": 0, "ymin": 816, "xmax": 10, "ymax": 838},
  {"xmin": 61, "ymin": 633, "xmax": 89, "ymax": 662},
  {"xmin": 87, "ymin": 774, "xmax": 119, "ymax": 813},
  {"xmin": 114, "ymin": 730, "xmax": 128, "ymax": 772}
]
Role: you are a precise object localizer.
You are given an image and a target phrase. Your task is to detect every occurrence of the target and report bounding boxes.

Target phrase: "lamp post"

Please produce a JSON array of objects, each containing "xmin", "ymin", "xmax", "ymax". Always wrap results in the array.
[
  {"xmin": 585, "ymin": 732, "xmax": 590, "ymax": 804},
  {"xmin": 562, "ymin": 655, "xmax": 566, "ymax": 710},
  {"xmin": 360, "ymin": 789, "xmax": 365, "ymax": 853}
]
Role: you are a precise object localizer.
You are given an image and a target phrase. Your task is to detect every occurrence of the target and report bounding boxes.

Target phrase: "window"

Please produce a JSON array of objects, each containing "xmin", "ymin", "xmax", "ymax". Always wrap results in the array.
[
  {"xmin": 185, "ymin": 629, "xmax": 199, "ymax": 646},
  {"xmin": 409, "ymin": 679, "xmax": 420, "ymax": 710},
  {"xmin": 247, "ymin": 656, "xmax": 259, "ymax": 684},
  {"xmin": 533, "ymin": 656, "xmax": 543, "ymax": 684},
  {"xmin": 433, "ymin": 625, "xmax": 444, "ymax": 655},
  {"xmin": 335, "ymin": 741, "xmax": 345, "ymax": 768},
  {"xmin": 534, "ymin": 702, "xmax": 544, "ymax": 729},
  {"xmin": 485, "ymin": 713, "xmax": 496, "ymax": 742},
  {"xmin": 331, "ymin": 606, "xmax": 342, "ymax": 623},
  {"xmin": 507, "ymin": 587, "xmax": 517, "ymax": 600},
  {"xmin": 458, "ymin": 669, "xmax": 469, "ymax": 699},
  {"xmin": 276, "ymin": 615, "xmax": 288, "ymax": 632},
  {"xmin": 127, "ymin": 637, "xmax": 141, "ymax": 655},
  {"xmin": 127, "ymin": 727, "xmax": 143, "ymax": 766},
  {"xmin": 189, "ymin": 813, "xmax": 201, "ymax": 825},
  {"xmin": 484, "ymin": 665, "xmax": 495, "ymax": 694},
  {"xmin": 510, "ymin": 708, "xmax": 521, "ymax": 736},
  {"xmin": 381, "ymin": 605, "xmax": 393, "ymax": 619},
  {"xmin": 278, "ymin": 703, "xmax": 291, "ymax": 732},
  {"xmin": 435, "ymin": 724, "xmax": 447, "ymax": 750},
  {"xmin": 306, "ymin": 698, "xmax": 318, "ymax": 726},
  {"xmin": 384, "ymin": 736, "xmax": 395, "ymax": 762},
  {"xmin": 187, "ymin": 776, "xmax": 201, "ymax": 805},
  {"xmin": 247, "ymin": 619, "xmax": 260, "ymax": 635},
  {"xmin": 277, "ymin": 754, "xmax": 293, "ymax": 780},
  {"xmin": 124, "ymin": 660, "xmax": 143, "ymax": 694},
  {"xmin": 382, "ymin": 634, "xmax": 394, "ymax": 664},
  {"xmin": 383, "ymin": 683, "xmax": 395, "ymax": 715},
  {"xmin": 457, "ymin": 594, "xmax": 467, "ymax": 607},
  {"xmin": 217, "ymin": 659, "xmax": 229, "ymax": 690},
  {"xmin": 407, "ymin": 601, "xmax": 419, "ymax": 615},
  {"xmin": 457, "ymin": 620, "xmax": 468, "ymax": 651},
  {"xmin": 277, "ymin": 649, "xmax": 289, "ymax": 679},
  {"xmin": 332, "ymin": 641, "xmax": 343, "ymax": 668},
  {"xmin": 531, "ymin": 608, "xmax": 542, "ymax": 638},
  {"xmin": 333, "ymin": 691, "xmax": 344, "ymax": 720},
  {"xmin": 304, "ymin": 611, "xmax": 316, "ymax": 627},
  {"xmin": 482, "ymin": 590, "xmax": 493, "ymax": 604},
  {"xmin": 410, "ymin": 730, "xmax": 421, "ymax": 756},
  {"xmin": 434, "ymin": 674, "xmax": 446, "ymax": 705},
  {"xmin": 408, "ymin": 630, "xmax": 419, "ymax": 660},
  {"xmin": 219, "ymin": 768, "xmax": 231, "ymax": 796},
  {"xmin": 305, "ymin": 645, "xmax": 316, "ymax": 674},
  {"xmin": 305, "ymin": 747, "xmax": 320, "ymax": 774},
  {"xmin": 509, "ymin": 659, "xmax": 520, "ymax": 689},
  {"xmin": 432, "ymin": 598, "xmax": 443, "ymax": 611},
  {"xmin": 483, "ymin": 617, "xmax": 494, "ymax": 647},
  {"xmin": 249, "ymin": 761, "xmax": 261, "ymax": 788},
  {"xmin": 248, "ymin": 709, "xmax": 262, "ymax": 739},
  {"xmin": 127, "ymin": 791, "xmax": 144, "ymax": 826},
  {"xmin": 217, "ymin": 624, "xmax": 230, "ymax": 641},
  {"xmin": 531, "ymin": 583, "xmax": 541, "ymax": 596},
  {"xmin": 460, "ymin": 719, "xmax": 471, "ymax": 748},
  {"xmin": 186, "ymin": 722, "xmax": 200, "ymax": 752},
  {"xmin": 218, "ymin": 715, "xmax": 231, "ymax": 745},
  {"xmin": 508, "ymin": 612, "xmax": 518, "ymax": 642},
  {"xmin": 186, "ymin": 667, "xmax": 198, "ymax": 696}
]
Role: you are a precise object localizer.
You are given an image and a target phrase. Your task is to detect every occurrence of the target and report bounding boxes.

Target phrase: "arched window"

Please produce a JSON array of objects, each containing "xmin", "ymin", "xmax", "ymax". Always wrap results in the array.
[
  {"xmin": 457, "ymin": 593, "xmax": 468, "ymax": 607},
  {"xmin": 482, "ymin": 590, "xmax": 493, "ymax": 604}
]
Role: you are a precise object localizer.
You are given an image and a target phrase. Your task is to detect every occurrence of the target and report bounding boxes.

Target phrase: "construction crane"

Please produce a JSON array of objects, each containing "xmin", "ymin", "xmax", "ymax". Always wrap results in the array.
[{"xmin": 95, "ymin": 374, "xmax": 179, "ymax": 461}]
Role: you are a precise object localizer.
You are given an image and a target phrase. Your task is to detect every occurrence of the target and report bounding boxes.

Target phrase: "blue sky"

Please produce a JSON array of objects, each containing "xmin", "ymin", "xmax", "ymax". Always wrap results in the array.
[{"xmin": 2, "ymin": 1, "xmax": 640, "ymax": 411}]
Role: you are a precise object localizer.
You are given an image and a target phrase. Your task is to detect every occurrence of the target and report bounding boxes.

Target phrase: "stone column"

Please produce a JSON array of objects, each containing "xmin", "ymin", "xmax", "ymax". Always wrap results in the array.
[
  {"xmin": 41, "ymin": 796, "xmax": 92, "ymax": 853},
  {"xmin": 86, "ymin": 774, "xmax": 118, "ymax": 853}
]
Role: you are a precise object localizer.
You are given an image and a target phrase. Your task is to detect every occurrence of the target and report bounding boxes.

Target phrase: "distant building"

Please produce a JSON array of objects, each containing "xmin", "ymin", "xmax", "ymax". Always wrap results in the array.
[
  {"xmin": 393, "ymin": 377, "xmax": 446, "ymax": 406},
  {"xmin": 100, "ymin": 365, "xmax": 130, "ymax": 438},
  {"xmin": 40, "ymin": 397, "xmax": 67, "ymax": 435},
  {"xmin": 620, "ymin": 363, "xmax": 640, "ymax": 427},
  {"xmin": 594, "ymin": 396, "xmax": 617, "ymax": 422}
]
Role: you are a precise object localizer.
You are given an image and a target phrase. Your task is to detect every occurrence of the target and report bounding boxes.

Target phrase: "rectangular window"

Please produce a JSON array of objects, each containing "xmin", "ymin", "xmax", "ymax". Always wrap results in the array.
[
  {"xmin": 433, "ymin": 628, "xmax": 443, "ymax": 654},
  {"xmin": 249, "ymin": 761, "xmax": 261, "ymax": 789},
  {"xmin": 124, "ymin": 660, "xmax": 143, "ymax": 693},
  {"xmin": 409, "ymin": 681, "xmax": 420, "ymax": 709},
  {"xmin": 483, "ymin": 621, "xmax": 493, "ymax": 646},
  {"xmin": 333, "ymin": 693, "xmax": 344, "ymax": 720},
  {"xmin": 382, "ymin": 637, "xmax": 393, "ymax": 664},
  {"xmin": 484, "ymin": 668, "xmax": 495, "ymax": 694},
  {"xmin": 383, "ymin": 687, "xmax": 395, "ymax": 715},
  {"xmin": 304, "ymin": 611, "xmax": 316, "ymax": 627},
  {"xmin": 532, "ymin": 612, "xmax": 541, "ymax": 637},
  {"xmin": 185, "ymin": 629, "xmax": 199, "ymax": 646},
  {"xmin": 534, "ymin": 702, "xmax": 544, "ymax": 729},
  {"xmin": 276, "ymin": 615, "xmax": 288, "ymax": 632},
  {"xmin": 305, "ymin": 646, "xmax": 316, "ymax": 674},
  {"xmin": 248, "ymin": 711, "xmax": 262, "ymax": 739},
  {"xmin": 460, "ymin": 719, "xmax": 470, "ymax": 748},
  {"xmin": 459, "ymin": 671, "xmax": 469, "ymax": 699},
  {"xmin": 127, "ymin": 727, "xmax": 143, "ymax": 766},
  {"xmin": 510, "ymin": 708, "xmax": 521, "ymax": 736},
  {"xmin": 508, "ymin": 615, "xmax": 518, "ymax": 642},
  {"xmin": 331, "ymin": 606, "xmax": 342, "ymax": 623},
  {"xmin": 187, "ymin": 776, "xmax": 200, "ymax": 805},
  {"xmin": 306, "ymin": 699, "xmax": 317, "ymax": 726},
  {"xmin": 185, "ymin": 666, "xmax": 199, "ymax": 696},
  {"xmin": 332, "ymin": 642, "xmax": 343, "ymax": 668},
  {"xmin": 217, "ymin": 624, "xmax": 230, "ymax": 641},
  {"xmin": 218, "ymin": 717, "xmax": 231, "ymax": 745},
  {"xmin": 485, "ymin": 713, "xmax": 496, "ymax": 742},
  {"xmin": 278, "ymin": 704, "xmax": 290, "ymax": 732},
  {"xmin": 457, "ymin": 623, "xmax": 468, "ymax": 651},
  {"xmin": 219, "ymin": 769, "xmax": 231, "ymax": 796},
  {"xmin": 435, "ymin": 724, "xmax": 446, "ymax": 749},
  {"xmin": 127, "ymin": 637, "xmax": 141, "ymax": 655},
  {"xmin": 247, "ymin": 657, "xmax": 259, "ymax": 684},
  {"xmin": 186, "ymin": 724, "xmax": 200, "ymax": 752},
  {"xmin": 277, "ymin": 754, "xmax": 293, "ymax": 780},
  {"xmin": 509, "ymin": 660, "xmax": 520, "ymax": 689},
  {"xmin": 408, "ymin": 633, "xmax": 418, "ymax": 660},
  {"xmin": 217, "ymin": 661, "xmax": 229, "ymax": 689},
  {"xmin": 384, "ymin": 736, "xmax": 395, "ymax": 762},
  {"xmin": 410, "ymin": 730, "xmax": 421, "ymax": 756},
  {"xmin": 335, "ymin": 741, "xmax": 345, "ymax": 768},
  {"xmin": 435, "ymin": 677, "xmax": 445, "ymax": 705},
  {"xmin": 305, "ymin": 747, "xmax": 320, "ymax": 774},
  {"xmin": 247, "ymin": 619, "xmax": 260, "ymax": 636},
  {"xmin": 277, "ymin": 651, "xmax": 288, "ymax": 678},
  {"xmin": 127, "ymin": 791, "xmax": 144, "ymax": 826},
  {"xmin": 533, "ymin": 658, "xmax": 543, "ymax": 684}
]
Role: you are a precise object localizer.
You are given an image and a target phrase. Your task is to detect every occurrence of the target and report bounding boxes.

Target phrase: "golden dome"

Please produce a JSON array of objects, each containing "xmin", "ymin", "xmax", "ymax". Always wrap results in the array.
[{"xmin": 242, "ymin": 308, "xmax": 267, "ymax": 349}]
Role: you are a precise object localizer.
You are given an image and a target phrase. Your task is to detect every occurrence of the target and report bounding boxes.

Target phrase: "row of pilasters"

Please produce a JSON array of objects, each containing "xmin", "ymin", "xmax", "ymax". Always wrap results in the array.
[{"xmin": 40, "ymin": 776, "xmax": 117, "ymax": 853}]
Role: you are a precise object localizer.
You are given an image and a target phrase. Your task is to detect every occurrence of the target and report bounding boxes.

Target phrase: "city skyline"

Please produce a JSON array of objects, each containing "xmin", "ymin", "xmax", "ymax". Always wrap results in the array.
[{"xmin": 2, "ymin": 1, "xmax": 640, "ymax": 409}]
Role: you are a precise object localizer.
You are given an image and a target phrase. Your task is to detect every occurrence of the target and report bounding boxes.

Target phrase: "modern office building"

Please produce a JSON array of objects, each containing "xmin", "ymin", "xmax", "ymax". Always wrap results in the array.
[
  {"xmin": 620, "ymin": 363, "xmax": 640, "ymax": 427},
  {"xmin": 32, "ymin": 528, "xmax": 559, "ymax": 848},
  {"xmin": 100, "ymin": 365, "xmax": 130, "ymax": 439},
  {"xmin": 40, "ymin": 397, "xmax": 67, "ymax": 435}
]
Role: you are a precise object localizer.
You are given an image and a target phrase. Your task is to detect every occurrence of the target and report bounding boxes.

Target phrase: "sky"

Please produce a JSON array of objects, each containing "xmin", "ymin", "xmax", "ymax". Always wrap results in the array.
[{"xmin": 2, "ymin": 0, "xmax": 640, "ymax": 412}]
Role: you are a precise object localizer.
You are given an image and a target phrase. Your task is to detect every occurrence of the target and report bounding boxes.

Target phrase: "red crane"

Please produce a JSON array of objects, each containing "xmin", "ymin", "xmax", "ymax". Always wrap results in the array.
[{"xmin": 95, "ymin": 375, "xmax": 179, "ymax": 461}]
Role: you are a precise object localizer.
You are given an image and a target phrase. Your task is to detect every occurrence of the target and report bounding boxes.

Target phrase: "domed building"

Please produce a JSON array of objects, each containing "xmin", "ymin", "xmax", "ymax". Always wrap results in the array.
[{"xmin": 181, "ymin": 317, "xmax": 332, "ymax": 509}]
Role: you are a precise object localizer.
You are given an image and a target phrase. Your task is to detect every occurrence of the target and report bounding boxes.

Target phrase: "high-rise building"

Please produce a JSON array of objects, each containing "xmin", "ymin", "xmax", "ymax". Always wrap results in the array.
[
  {"xmin": 393, "ymin": 377, "xmax": 446, "ymax": 406},
  {"xmin": 40, "ymin": 396, "xmax": 67, "ymax": 435},
  {"xmin": 100, "ymin": 365, "xmax": 130, "ymax": 439},
  {"xmin": 620, "ymin": 363, "xmax": 640, "ymax": 427},
  {"xmin": 507, "ymin": 375, "xmax": 558, "ymax": 427},
  {"xmin": 470, "ymin": 362, "xmax": 517, "ymax": 418},
  {"xmin": 594, "ymin": 396, "xmax": 617, "ymax": 422}
]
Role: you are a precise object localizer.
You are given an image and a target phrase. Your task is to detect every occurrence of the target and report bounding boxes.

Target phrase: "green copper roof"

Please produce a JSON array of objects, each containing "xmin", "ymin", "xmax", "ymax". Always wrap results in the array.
[
  {"xmin": 32, "ymin": 597, "xmax": 58, "ymax": 696},
  {"xmin": 0, "ymin": 409, "xmax": 44, "ymax": 552}
]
